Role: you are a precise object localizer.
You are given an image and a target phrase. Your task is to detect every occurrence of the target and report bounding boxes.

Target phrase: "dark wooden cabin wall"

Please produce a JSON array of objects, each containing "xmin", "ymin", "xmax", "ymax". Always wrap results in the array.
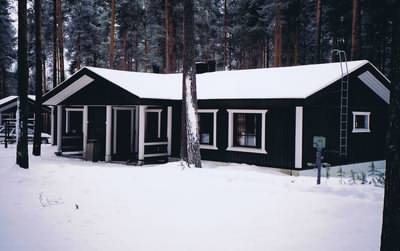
[
  {"xmin": 303, "ymin": 65, "xmax": 389, "ymax": 167},
  {"xmin": 171, "ymin": 100, "xmax": 296, "ymax": 168}
]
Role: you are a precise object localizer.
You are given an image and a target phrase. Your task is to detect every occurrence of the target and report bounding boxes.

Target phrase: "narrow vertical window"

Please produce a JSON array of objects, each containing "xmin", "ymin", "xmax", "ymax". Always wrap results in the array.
[{"xmin": 198, "ymin": 109, "xmax": 218, "ymax": 149}]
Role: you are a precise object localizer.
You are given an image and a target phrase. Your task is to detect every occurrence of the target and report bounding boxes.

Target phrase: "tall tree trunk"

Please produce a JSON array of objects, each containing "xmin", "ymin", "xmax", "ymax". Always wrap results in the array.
[
  {"xmin": 273, "ymin": 0, "xmax": 282, "ymax": 67},
  {"xmin": 56, "ymin": 0, "xmax": 64, "ymax": 81},
  {"xmin": 109, "ymin": 0, "xmax": 116, "ymax": 69},
  {"xmin": 121, "ymin": 31, "xmax": 128, "ymax": 70},
  {"xmin": 165, "ymin": 0, "xmax": 176, "ymax": 73},
  {"xmin": 52, "ymin": 0, "xmax": 58, "ymax": 88},
  {"xmin": 33, "ymin": 0, "xmax": 43, "ymax": 156},
  {"xmin": 181, "ymin": 0, "xmax": 201, "ymax": 168},
  {"xmin": 223, "ymin": 0, "xmax": 228, "ymax": 69},
  {"xmin": 380, "ymin": 2, "xmax": 400, "ymax": 250},
  {"xmin": 351, "ymin": 0, "xmax": 360, "ymax": 60},
  {"xmin": 17, "ymin": 0, "xmax": 29, "ymax": 169},
  {"xmin": 42, "ymin": 56, "xmax": 47, "ymax": 92},
  {"xmin": 0, "ymin": 67, "xmax": 5, "ymax": 98},
  {"xmin": 266, "ymin": 36, "xmax": 270, "ymax": 68},
  {"xmin": 315, "ymin": 0, "xmax": 321, "ymax": 63}
]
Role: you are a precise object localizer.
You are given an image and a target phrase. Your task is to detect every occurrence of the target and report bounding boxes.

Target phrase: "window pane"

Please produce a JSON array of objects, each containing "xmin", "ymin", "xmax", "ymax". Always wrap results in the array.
[
  {"xmin": 199, "ymin": 113, "xmax": 214, "ymax": 145},
  {"xmin": 69, "ymin": 111, "xmax": 83, "ymax": 134},
  {"xmin": 146, "ymin": 112, "xmax": 159, "ymax": 141},
  {"xmin": 355, "ymin": 115, "xmax": 367, "ymax": 129},
  {"xmin": 233, "ymin": 113, "xmax": 261, "ymax": 148}
]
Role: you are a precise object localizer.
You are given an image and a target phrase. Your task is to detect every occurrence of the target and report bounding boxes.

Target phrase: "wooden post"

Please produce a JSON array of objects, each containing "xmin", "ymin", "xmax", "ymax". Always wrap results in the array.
[
  {"xmin": 167, "ymin": 106, "xmax": 172, "ymax": 156},
  {"xmin": 105, "ymin": 105, "xmax": 112, "ymax": 162},
  {"xmin": 82, "ymin": 105, "xmax": 88, "ymax": 158},
  {"xmin": 65, "ymin": 110, "xmax": 69, "ymax": 133},
  {"xmin": 134, "ymin": 106, "xmax": 139, "ymax": 153},
  {"xmin": 51, "ymin": 106, "xmax": 55, "ymax": 145},
  {"xmin": 316, "ymin": 149, "xmax": 322, "ymax": 185},
  {"xmin": 56, "ymin": 105, "xmax": 62, "ymax": 154},
  {"xmin": 138, "ymin": 105, "xmax": 146, "ymax": 164}
]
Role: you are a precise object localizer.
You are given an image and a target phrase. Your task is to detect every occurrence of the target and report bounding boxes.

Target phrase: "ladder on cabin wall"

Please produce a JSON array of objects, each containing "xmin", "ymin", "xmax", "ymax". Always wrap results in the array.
[{"xmin": 333, "ymin": 49, "xmax": 349, "ymax": 157}]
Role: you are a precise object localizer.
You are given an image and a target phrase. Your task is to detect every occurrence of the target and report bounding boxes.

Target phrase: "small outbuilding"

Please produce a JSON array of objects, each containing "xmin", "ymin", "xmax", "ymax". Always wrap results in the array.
[
  {"xmin": 0, "ymin": 95, "xmax": 51, "ymax": 133},
  {"xmin": 42, "ymin": 60, "xmax": 390, "ymax": 169}
]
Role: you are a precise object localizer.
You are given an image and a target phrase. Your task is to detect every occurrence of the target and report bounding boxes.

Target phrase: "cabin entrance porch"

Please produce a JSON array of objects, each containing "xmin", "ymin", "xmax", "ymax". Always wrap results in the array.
[{"xmin": 54, "ymin": 105, "xmax": 172, "ymax": 164}]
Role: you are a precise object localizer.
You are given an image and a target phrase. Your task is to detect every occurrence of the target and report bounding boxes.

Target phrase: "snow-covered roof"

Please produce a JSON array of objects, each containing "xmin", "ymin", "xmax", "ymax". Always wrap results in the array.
[
  {"xmin": 196, "ymin": 60, "xmax": 369, "ymax": 100},
  {"xmin": 0, "ymin": 95, "xmax": 36, "ymax": 107},
  {"xmin": 44, "ymin": 60, "xmax": 390, "ymax": 105},
  {"xmin": 86, "ymin": 67, "xmax": 182, "ymax": 100},
  {"xmin": 88, "ymin": 60, "xmax": 370, "ymax": 100}
]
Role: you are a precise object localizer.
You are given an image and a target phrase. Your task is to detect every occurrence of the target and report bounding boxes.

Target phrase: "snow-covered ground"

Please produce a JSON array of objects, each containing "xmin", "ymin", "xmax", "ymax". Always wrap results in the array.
[{"xmin": 0, "ymin": 145, "xmax": 384, "ymax": 251}]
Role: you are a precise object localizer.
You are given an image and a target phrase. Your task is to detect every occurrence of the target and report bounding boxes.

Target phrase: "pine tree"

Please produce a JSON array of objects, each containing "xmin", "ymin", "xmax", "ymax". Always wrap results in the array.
[
  {"xmin": 164, "ymin": 0, "xmax": 176, "ymax": 73},
  {"xmin": 17, "ymin": 0, "xmax": 29, "ymax": 169},
  {"xmin": 108, "ymin": 0, "xmax": 116, "ymax": 68},
  {"xmin": 351, "ymin": 0, "xmax": 360, "ymax": 60},
  {"xmin": 33, "ymin": 0, "xmax": 43, "ymax": 156},
  {"xmin": 0, "ymin": 1, "xmax": 16, "ymax": 98},
  {"xmin": 380, "ymin": 1, "xmax": 400, "ymax": 249},
  {"xmin": 182, "ymin": 0, "xmax": 201, "ymax": 168},
  {"xmin": 315, "ymin": 0, "xmax": 321, "ymax": 63}
]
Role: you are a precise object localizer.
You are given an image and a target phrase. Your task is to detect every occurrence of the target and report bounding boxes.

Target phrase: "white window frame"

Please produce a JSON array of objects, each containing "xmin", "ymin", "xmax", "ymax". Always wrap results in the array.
[
  {"xmin": 352, "ymin": 111, "xmax": 371, "ymax": 133},
  {"xmin": 227, "ymin": 109, "xmax": 268, "ymax": 154},
  {"xmin": 65, "ymin": 107, "xmax": 84, "ymax": 134},
  {"xmin": 198, "ymin": 109, "xmax": 218, "ymax": 150}
]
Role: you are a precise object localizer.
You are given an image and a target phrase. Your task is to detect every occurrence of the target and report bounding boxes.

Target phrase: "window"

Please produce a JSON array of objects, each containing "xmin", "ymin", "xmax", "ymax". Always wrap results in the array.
[
  {"xmin": 65, "ymin": 108, "xmax": 83, "ymax": 134},
  {"xmin": 227, "ymin": 109, "xmax": 267, "ymax": 154},
  {"xmin": 198, "ymin": 109, "xmax": 218, "ymax": 149},
  {"xmin": 352, "ymin": 112, "xmax": 370, "ymax": 133},
  {"xmin": 145, "ymin": 109, "xmax": 162, "ymax": 141},
  {"xmin": 233, "ymin": 113, "xmax": 261, "ymax": 147}
]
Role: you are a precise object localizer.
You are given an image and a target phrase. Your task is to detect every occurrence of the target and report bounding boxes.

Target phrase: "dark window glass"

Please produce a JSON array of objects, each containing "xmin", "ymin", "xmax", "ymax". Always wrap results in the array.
[
  {"xmin": 355, "ymin": 115, "xmax": 368, "ymax": 129},
  {"xmin": 233, "ymin": 113, "xmax": 261, "ymax": 148},
  {"xmin": 69, "ymin": 111, "xmax": 83, "ymax": 134},
  {"xmin": 199, "ymin": 113, "xmax": 214, "ymax": 145},
  {"xmin": 146, "ymin": 112, "xmax": 159, "ymax": 141}
]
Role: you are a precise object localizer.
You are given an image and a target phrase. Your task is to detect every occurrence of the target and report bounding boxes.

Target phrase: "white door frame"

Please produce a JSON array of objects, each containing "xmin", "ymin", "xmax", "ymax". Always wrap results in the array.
[{"xmin": 112, "ymin": 106, "xmax": 136, "ymax": 155}]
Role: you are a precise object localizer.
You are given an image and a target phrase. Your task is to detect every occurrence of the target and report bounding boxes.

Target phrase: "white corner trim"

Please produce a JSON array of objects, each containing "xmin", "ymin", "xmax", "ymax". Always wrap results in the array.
[
  {"xmin": 226, "ymin": 109, "xmax": 268, "ymax": 154},
  {"xmin": 352, "ymin": 111, "xmax": 371, "ymax": 133},
  {"xmin": 295, "ymin": 106, "xmax": 303, "ymax": 169},
  {"xmin": 167, "ymin": 106, "xmax": 172, "ymax": 155},
  {"xmin": 198, "ymin": 109, "xmax": 218, "ymax": 150},
  {"xmin": 82, "ymin": 106, "xmax": 88, "ymax": 157},
  {"xmin": 105, "ymin": 105, "xmax": 112, "ymax": 162},
  {"xmin": 56, "ymin": 106, "xmax": 63, "ymax": 153},
  {"xmin": 138, "ymin": 105, "xmax": 147, "ymax": 162}
]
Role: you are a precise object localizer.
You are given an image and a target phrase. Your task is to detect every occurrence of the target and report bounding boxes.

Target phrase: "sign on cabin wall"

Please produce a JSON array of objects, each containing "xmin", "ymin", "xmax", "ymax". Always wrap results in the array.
[{"xmin": 313, "ymin": 136, "xmax": 326, "ymax": 150}]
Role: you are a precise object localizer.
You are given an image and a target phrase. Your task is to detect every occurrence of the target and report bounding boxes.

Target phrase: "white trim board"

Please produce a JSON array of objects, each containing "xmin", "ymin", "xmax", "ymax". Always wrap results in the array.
[
  {"xmin": 295, "ymin": 107, "xmax": 303, "ymax": 169},
  {"xmin": 44, "ymin": 75, "xmax": 94, "ymax": 105},
  {"xmin": 198, "ymin": 109, "xmax": 218, "ymax": 150},
  {"xmin": 226, "ymin": 109, "xmax": 268, "ymax": 154},
  {"xmin": 358, "ymin": 71, "xmax": 390, "ymax": 104}
]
